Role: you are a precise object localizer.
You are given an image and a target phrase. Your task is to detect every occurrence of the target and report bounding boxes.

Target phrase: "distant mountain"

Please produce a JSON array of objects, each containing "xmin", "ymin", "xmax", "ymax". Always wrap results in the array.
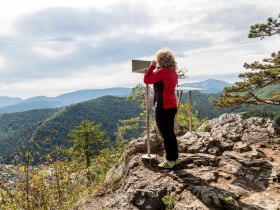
[
  {"xmin": 0, "ymin": 96, "xmax": 23, "ymax": 108},
  {"xmin": 0, "ymin": 101, "xmax": 63, "ymax": 114},
  {"xmin": 0, "ymin": 80, "xmax": 278, "ymax": 115},
  {"xmin": 56, "ymin": 87, "xmax": 132, "ymax": 105},
  {"xmin": 0, "ymin": 87, "xmax": 132, "ymax": 114},
  {"xmin": 180, "ymin": 79, "xmax": 232, "ymax": 93},
  {"xmin": 0, "ymin": 81, "xmax": 229, "ymax": 114},
  {"xmin": 23, "ymin": 96, "xmax": 56, "ymax": 103}
]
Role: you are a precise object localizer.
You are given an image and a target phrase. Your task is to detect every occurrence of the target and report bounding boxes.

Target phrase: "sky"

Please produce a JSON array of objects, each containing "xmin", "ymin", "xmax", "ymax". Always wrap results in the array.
[{"xmin": 0, "ymin": 0, "xmax": 279, "ymax": 99}]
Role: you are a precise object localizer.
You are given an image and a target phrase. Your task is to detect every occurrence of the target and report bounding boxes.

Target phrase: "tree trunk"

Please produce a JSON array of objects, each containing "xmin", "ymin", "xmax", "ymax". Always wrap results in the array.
[{"xmin": 85, "ymin": 134, "xmax": 91, "ymax": 185}]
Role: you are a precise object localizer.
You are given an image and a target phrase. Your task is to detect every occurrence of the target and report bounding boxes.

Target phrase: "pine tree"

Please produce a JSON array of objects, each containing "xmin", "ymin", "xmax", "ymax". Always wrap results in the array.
[
  {"xmin": 213, "ymin": 14, "xmax": 280, "ymax": 109},
  {"xmin": 68, "ymin": 120, "xmax": 106, "ymax": 183},
  {"xmin": 126, "ymin": 83, "xmax": 148, "ymax": 109}
]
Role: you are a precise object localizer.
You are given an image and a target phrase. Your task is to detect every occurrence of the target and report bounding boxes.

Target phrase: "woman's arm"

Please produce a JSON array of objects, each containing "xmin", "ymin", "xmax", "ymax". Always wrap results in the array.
[{"xmin": 144, "ymin": 62, "xmax": 165, "ymax": 84}]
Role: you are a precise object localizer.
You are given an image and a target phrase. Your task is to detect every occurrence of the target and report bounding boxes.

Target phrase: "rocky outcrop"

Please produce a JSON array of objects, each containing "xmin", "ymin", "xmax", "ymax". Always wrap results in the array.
[
  {"xmin": 199, "ymin": 113, "xmax": 280, "ymax": 144},
  {"xmin": 76, "ymin": 114, "xmax": 280, "ymax": 210}
]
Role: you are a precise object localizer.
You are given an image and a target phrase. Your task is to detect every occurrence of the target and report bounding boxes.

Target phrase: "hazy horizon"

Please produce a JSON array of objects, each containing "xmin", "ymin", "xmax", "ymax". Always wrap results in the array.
[{"xmin": 1, "ymin": 77, "xmax": 237, "ymax": 100}]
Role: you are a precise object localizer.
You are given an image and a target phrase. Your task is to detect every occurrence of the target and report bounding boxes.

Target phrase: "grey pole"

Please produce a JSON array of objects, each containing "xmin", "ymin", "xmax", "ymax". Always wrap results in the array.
[
  {"xmin": 146, "ymin": 84, "xmax": 151, "ymax": 157},
  {"xmin": 188, "ymin": 90, "xmax": 192, "ymax": 131},
  {"xmin": 131, "ymin": 59, "xmax": 156, "ymax": 161}
]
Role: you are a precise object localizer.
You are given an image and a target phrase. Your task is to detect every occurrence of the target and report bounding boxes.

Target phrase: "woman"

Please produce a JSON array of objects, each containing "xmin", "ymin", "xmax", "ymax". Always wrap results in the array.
[{"xmin": 144, "ymin": 48, "xmax": 180, "ymax": 169}]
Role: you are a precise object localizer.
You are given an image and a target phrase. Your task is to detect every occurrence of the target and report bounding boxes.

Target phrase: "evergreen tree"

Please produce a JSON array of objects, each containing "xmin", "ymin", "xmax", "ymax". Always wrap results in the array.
[
  {"xmin": 126, "ymin": 84, "xmax": 149, "ymax": 109},
  {"xmin": 248, "ymin": 14, "xmax": 280, "ymax": 39},
  {"xmin": 213, "ymin": 14, "xmax": 280, "ymax": 109},
  {"xmin": 68, "ymin": 120, "xmax": 106, "ymax": 182}
]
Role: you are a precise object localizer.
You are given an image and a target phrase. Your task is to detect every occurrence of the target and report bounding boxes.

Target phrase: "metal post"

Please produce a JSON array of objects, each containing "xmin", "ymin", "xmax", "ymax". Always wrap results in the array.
[
  {"xmin": 177, "ymin": 90, "xmax": 183, "ymax": 113},
  {"xmin": 141, "ymin": 83, "xmax": 156, "ymax": 162},
  {"xmin": 132, "ymin": 59, "xmax": 156, "ymax": 162},
  {"xmin": 175, "ymin": 90, "xmax": 183, "ymax": 125},
  {"xmin": 188, "ymin": 90, "xmax": 192, "ymax": 131},
  {"xmin": 146, "ymin": 84, "xmax": 150, "ymax": 157}
]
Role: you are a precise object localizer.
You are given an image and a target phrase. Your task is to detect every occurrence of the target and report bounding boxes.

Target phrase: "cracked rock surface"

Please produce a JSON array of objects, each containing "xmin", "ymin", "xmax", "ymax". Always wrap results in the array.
[{"xmin": 75, "ymin": 114, "xmax": 280, "ymax": 210}]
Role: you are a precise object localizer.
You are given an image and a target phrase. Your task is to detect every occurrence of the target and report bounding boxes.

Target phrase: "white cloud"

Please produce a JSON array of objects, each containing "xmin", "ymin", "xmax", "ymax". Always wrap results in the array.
[
  {"xmin": 0, "ymin": 0, "xmax": 279, "ymax": 98},
  {"xmin": 31, "ymin": 41, "xmax": 75, "ymax": 58},
  {"xmin": 0, "ymin": 61, "xmax": 143, "ymax": 98},
  {"xmin": 0, "ymin": 56, "xmax": 4, "ymax": 67}
]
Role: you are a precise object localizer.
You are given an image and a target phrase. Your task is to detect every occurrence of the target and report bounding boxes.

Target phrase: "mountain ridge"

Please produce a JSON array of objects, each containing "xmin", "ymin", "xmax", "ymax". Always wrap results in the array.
[
  {"xmin": 0, "ymin": 79, "xmax": 233, "ymax": 114},
  {"xmin": 0, "ymin": 96, "xmax": 23, "ymax": 108},
  {"xmin": 0, "ymin": 87, "xmax": 132, "ymax": 114}
]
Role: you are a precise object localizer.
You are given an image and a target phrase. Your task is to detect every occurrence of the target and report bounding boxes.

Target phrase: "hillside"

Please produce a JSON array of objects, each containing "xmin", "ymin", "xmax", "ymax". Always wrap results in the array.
[
  {"xmin": 178, "ymin": 90, "xmax": 280, "ymax": 121},
  {"xmin": 32, "ymin": 96, "xmax": 142, "ymax": 152},
  {"xmin": 76, "ymin": 114, "xmax": 280, "ymax": 210},
  {"xmin": 0, "ymin": 96, "xmax": 142, "ymax": 163},
  {"xmin": 256, "ymin": 84, "xmax": 280, "ymax": 98},
  {"xmin": 0, "ymin": 86, "xmax": 279, "ymax": 163},
  {"xmin": 0, "ymin": 108, "xmax": 57, "ymax": 162},
  {"xmin": 1, "ymin": 92, "xmax": 279, "ymax": 163}
]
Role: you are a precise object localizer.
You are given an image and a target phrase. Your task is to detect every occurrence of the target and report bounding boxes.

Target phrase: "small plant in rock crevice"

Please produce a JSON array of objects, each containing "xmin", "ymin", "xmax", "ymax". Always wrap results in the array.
[{"xmin": 161, "ymin": 192, "xmax": 179, "ymax": 210}]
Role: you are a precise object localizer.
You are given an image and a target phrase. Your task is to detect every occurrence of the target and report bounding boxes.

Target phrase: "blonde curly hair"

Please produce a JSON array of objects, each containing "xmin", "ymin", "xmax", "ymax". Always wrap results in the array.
[{"xmin": 155, "ymin": 48, "xmax": 177, "ymax": 70}]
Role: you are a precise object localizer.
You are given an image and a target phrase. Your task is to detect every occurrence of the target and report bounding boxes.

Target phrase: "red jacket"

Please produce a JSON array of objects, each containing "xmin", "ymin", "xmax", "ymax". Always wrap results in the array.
[{"xmin": 144, "ymin": 64, "xmax": 178, "ymax": 109}]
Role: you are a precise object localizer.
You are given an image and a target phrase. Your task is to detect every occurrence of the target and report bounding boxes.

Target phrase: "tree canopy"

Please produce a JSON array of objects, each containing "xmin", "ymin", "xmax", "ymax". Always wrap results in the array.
[
  {"xmin": 248, "ymin": 14, "xmax": 280, "ymax": 39},
  {"xmin": 68, "ymin": 120, "xmax": 106, "ymax": 159},
  {"xmin": 213, "ymin": 14, "xmax": 280, "ymax": 109}
]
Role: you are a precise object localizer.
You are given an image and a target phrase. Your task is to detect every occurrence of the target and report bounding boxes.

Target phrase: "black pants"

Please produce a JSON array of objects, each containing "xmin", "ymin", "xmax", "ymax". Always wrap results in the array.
[{"xmin": 155, "ymin": 108, "xmax": 178, "ymax": 161}]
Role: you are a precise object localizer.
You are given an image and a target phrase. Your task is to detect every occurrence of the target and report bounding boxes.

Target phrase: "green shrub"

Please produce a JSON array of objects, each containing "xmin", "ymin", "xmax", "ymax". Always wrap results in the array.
[{"xmin": 161, "ymin": 193, "xmax": 179, "ymax": 210}]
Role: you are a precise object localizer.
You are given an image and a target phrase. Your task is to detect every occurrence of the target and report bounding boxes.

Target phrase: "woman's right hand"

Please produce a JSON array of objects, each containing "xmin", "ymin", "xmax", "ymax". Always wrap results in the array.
[{"xmin": 151, "ymin": 60, "xmax": 157, "ymax": 66}]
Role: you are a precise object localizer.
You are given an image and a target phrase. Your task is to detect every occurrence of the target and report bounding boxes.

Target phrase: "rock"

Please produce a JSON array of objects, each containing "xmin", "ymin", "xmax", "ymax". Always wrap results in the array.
[
  {"xmin": 247, "ymin": 192, "xmax": 280, "ymax": 210},
  {"xmin": 245, "ymin": 174, "xmax": 255, "ymax": 182},
  {"xmin": 218, "ymin": 171, "xmax": 232, "ymax": 180},
  {"xmin": 233, "ymin": 142, "xmax": 252, "ymax": 153},
  {"xmin": 131, "ymin": 188, "xmax": 167, "ymax": 210},
  {"xmin": 276, "ymin": 169, "xmax": 280, "ymax": 183},
  {"xmin": 179, "ymin": 153, "xmax": 220, "ymax": 167},
  {"xmin": 268, "ymin": 156, "xmax": 274, "ymax": 162},
  {"xmin": 126, "ymin": 134, "xmax": 163, "ymax": 157},
  {"xmin": 178, "ymin": 132, "xmax": 222, "ymax": 156},
  {"xmin": 204, "ymin": 113, "xmax": 244, "ymax": 139},
  {"xmin": 219, "ymin": 156, "xmax": 242, "ymax": 174},
  {"xmin": 105, "ymin": 156, "xmax": 127, "ymax": 185},
  {"xmin": 271, "ymin": 168, "xmax": 280, "ymax": 183},
  {"xmin": 199, "ymin": 114, "xmax": 280, "ymax": 145},
  {"xmin": 220, "ymin": 140, "xmax": 234, "ymax": 151},
  {"xmin": 174, "ymin": 190, "xmax": 209, "ymax": 210},
  {"xmin": 244, "ymin": 149, "xmax": 267, "ymax": 159},
  {"xmin": 191, "ymin": 185, "xmax": 238, "ymax": 209},
  {"xmin": 228, "ymin": 184, "xmax": 249, "ymax": 197},
  {"xmin": 242, "ymin": 117, "xmax": 280, "ymax": 144},
  {"xmin": 232, "ymin": 159, "xmax": 273, "ymax": 191}
]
